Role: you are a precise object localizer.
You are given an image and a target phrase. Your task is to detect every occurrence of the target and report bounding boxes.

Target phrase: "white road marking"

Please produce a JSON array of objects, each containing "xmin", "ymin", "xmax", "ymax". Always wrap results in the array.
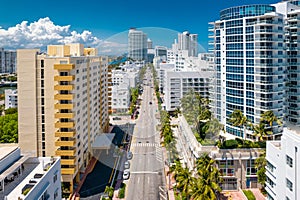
[
  {"xmin": 137, "ymin": 177, "xmax": 140, "ymax": 183},
  {"xmin": 131, "ymin": 171, "xmax": 159, "ymax": 174},
  {"xmin": 148, "ymin": 176, "xmax": 150, "ymax": 184}
]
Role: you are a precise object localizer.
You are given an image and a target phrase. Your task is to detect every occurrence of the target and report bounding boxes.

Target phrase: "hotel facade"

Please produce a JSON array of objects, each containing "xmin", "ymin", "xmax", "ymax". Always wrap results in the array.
[{"xmin": 17, "ymin": 43, "xmax": 109, "ymax": 192}]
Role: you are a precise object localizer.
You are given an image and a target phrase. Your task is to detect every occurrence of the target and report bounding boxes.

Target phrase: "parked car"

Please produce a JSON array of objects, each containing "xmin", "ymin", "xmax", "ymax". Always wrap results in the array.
[
  {"xmin": 127, "ymin": 151, "xmax": 133, "ymax": 160},
  {"xmin": 124, "ymin": 161, "xmax": 130, "ymax": 169},
  {"xmin": 123, "ymin": 169, "xmax": 130, "ymax": 180},
  {"xmin": 112, "ymin": 117, "xmax": 121, "ymax": 120},
  {"xmin": 149, "ymin": 102, "xmax": 152, "ymax": 105}
]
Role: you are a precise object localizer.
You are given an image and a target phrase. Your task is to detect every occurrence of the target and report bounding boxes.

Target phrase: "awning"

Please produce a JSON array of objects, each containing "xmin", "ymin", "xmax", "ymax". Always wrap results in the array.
[{"xmin": 92, "ymin": 133, "xmax": 115, "ymax": 150}]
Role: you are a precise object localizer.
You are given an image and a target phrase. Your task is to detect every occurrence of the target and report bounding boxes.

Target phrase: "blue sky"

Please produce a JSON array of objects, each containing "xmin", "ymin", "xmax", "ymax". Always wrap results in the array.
[{"xmin": 0, "ymin": 0, "xmax": 279, "ymax": 53}]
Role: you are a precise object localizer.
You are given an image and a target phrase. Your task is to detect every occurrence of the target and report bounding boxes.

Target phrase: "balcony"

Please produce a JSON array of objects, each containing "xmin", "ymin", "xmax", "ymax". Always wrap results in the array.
[
  {"xmin": 55, "ymin": 131, "xmax": 75, "ymax": 137},
  {"xmin": 54, "ymin": 85, "xmax": 74, "ymax": 91},
  {"xmin": 55, "ymin": 103, "xmax": 73, "ymax": 109},
  {"xmin": 55, "ymin": 148, "xmax": 76, "ymax": 156},
  {"xmin": 61, "ymin": 157, "xmax": 76, "ymax": 165},
  {"xmin": 55, "ymin": 122, "xmax": 75, "ymax": 128},
  {"xmin": 55, "ymin": 139, "xmax": 76, "ymax": 147},
  {"xmin": 54, "ymin": 94, "xmax": 73, "ymax": 100},
  {"xmin": 54, "ymin": 75, "xmax": 75, "ymax": 81},
  {"xmin": 55, "ymin": 113, "xmax": 74, "ymax": 119},
  {"xmin": 61, "ymin": 167, "xmax": 76, "ymax": 175},
  {"xmin": 54, "ymin": 64, "xmax": 75, "ymax": 70}
]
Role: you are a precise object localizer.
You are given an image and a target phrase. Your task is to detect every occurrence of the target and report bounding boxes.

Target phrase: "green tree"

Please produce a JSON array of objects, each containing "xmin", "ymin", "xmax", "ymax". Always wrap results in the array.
[
  {"xmin": 192, "ymin": 153, "xmax": 222, "ymax": 200},
  {"xmin": 252, "ymin": 122, "xmax": 271, "ymax": 141},
  {"xmin": 255, "ymin": 151, "xmax": 266, "ymax": 186},
  {"xmin": 201, "ymin": 118, "xmax": 224, "ymax": 141},
  {"xmin": 0, "ymin": 113, "xmax": 18, "ymax": 143},
  {"xmin": 104, "ymin": 186, "xmax": 114, "ymax": 199},
  {"xmin": 176, "ymin": 167, "xmax": 194, "ymax": 199},
  {"xmin": 261, "ymin": 110, "xmax": 282, "ymax": 138},
  {"xmin": 228, "ymin": 110, "xmax": 249, "ymax": 139},
  {"xmin": 5, "ymin": 107, "xmax": 17, "ymax": 115}
]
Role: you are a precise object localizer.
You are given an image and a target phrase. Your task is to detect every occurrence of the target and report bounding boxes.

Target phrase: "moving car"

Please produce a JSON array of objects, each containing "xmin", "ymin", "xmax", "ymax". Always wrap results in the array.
[
  {"xmin": 112, "ymin": 117, "xmax": 121, "ymax": 120},
  {"xmin": 123, "ymin": 169, "xmax": 130, "ymax": 180},
  {"xmin": 149, "ymin": 102, "xmax": 152, "ymax": 105},
  {"xmin": 124, "ymin": 161, "xmax": 130, "ymax": 169},
  {"xmin": 127, "ymin": 151, "xmax": 133, "ymax": 160}
]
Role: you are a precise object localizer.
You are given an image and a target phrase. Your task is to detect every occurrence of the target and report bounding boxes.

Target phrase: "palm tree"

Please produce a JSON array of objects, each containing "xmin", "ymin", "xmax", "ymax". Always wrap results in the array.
[
  {"xmin": 192, "ymin": 153, "xmax": 222, "ymax": 200},
  {"xmin": 252, "ymin": 122, "xmax": 271, "ymax": 141},
  {"xmin": 228, "ymin": 109, "xmax": 249, "ymax": 139},
  {"xmin": 201, "ymin": 118, "xmax": 224, "ymax": 141},
  {"xmin": 255, "ymin": 151, "xmax": 267, "ymax": 188},
  {"xmin": 168, "ymin": 159, "xmax": 183, "ymax": 181},
  {"xmin": 261, "ymin": 110, "xmax": 282, "ymax": 127},
  {"xmin": 261, "ymin": 110, "xmax": 282, "ymax": 139},
  {"xmin": 176, "ymin": 167, "xmax": 195, "ymax": 199},
  {"xmin": 104, "ymin": 186, "xmax": 114, "ymax": 199}
]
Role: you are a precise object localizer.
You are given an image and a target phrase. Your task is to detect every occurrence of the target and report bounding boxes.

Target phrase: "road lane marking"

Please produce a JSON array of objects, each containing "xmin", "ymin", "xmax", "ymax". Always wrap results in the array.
[
  {"xmin": 148, "ymin": 176, "xmax": 150, "ymax": 184},
  {"xmin": 131, "ymin": 171, "xmax": 159, "ymax": 174},
  {"xmin": 137, "ymin": 177, "xmax": 140, "ymax": 184}
]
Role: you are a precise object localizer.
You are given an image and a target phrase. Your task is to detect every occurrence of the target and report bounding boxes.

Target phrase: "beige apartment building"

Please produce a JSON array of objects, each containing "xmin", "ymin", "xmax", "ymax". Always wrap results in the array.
[{"xmin": 17, "ymin": 43, "xmax": 109, "ymax": 193}]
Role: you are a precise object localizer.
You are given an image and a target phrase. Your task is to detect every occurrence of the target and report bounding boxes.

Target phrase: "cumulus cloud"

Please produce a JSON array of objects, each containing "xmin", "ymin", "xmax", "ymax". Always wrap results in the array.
[{"xmin": 0, "ymin": 17, "xmax": 101, "ymax": 50}]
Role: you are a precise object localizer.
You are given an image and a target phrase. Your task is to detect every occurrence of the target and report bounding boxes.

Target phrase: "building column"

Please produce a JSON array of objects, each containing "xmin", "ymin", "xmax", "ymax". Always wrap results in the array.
[
  {"xmin": 70, "ymin": 181, "xmax": 73, "ymax": 194},
  {"xmin": 75, "ymin": 171, "xmax": 80, "ymax": 183}
]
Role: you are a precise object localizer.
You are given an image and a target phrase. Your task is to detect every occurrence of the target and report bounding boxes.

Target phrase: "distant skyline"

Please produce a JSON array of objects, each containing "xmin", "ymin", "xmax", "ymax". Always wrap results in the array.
[{"xmin": 0, "ymin": 0, "xmax": 279, "ymax": 54}]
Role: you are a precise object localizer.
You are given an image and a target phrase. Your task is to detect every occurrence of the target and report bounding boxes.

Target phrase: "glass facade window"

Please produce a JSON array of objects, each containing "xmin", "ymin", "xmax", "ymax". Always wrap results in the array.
[{"xmin": 220, "ymin": 5, "xmax": 275, "ymax": 20}]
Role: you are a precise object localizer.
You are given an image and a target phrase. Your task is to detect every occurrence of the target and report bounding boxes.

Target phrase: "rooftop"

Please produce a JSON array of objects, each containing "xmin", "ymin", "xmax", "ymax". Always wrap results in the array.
[
  {"xmin": 6, "ymin": 157, "xmax": 59, "ymax": 200},
  {"xmin": 0, "ymin": 144, "xmax": 18, "ymax": 162}
]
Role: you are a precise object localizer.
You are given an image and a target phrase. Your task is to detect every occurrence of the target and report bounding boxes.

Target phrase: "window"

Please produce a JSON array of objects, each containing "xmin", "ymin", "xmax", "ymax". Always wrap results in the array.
[
  {"xmin": 53, "ymin": 173, "xmax": 58, "ymax": 183},
  {"xmin": 286, "ymin": 178, "xmax": 293, "ymax": 191},
  {"xmin": 286, "ymin": 155, "xmax": 293, "ymax": 167}
]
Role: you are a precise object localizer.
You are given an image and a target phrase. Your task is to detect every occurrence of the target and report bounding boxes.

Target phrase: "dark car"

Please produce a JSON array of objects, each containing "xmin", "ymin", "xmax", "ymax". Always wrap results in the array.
[
  {"xmin": 112, "ymin": 117, "xmax": 121, "ymax": 120},
  {"xmin": 149, "ymin": 102, "xmax": 152, "ymax": 105}
]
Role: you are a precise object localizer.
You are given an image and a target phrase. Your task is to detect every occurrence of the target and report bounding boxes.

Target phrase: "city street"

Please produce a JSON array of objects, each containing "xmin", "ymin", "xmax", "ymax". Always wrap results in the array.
[{"xmin": 125, "ymin": 67, "xmax": 166, "ymax": 200}]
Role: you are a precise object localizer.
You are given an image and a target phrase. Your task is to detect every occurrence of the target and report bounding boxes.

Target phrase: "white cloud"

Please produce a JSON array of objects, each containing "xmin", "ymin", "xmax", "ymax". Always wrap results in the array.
[
  {"xmin": 0, "ymin": 17, "xmax": 130, "ymax": 56},
  {"xmin": 0, "ymin": 17, "xmax": 101, "ymax": 50}
]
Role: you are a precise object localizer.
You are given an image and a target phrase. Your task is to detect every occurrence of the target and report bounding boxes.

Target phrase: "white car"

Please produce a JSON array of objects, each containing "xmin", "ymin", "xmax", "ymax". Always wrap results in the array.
[
  {"xmin": 127, "ymin": 151, "xmax": 133, "ymax": 160},
  {"xmin": 123, "ymin": 169, "xmax": 130, "ymax": 180},
  {"xmin": 124, "ymin": 161, "xmax": 130, "ymax": 169}
]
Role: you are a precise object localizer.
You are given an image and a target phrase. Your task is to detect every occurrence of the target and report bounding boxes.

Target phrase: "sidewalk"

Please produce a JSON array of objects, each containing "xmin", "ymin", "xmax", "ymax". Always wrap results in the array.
[{"xmin": 249, "ymin": 188, "xmax": 266, "ymax": 200}]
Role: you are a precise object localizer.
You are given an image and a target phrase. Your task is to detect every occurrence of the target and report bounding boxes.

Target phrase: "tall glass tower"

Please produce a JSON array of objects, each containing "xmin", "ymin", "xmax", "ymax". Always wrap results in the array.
[
  {"xmin": 128, "ymin": 28, "xmax": 147, "ymax": 61},
  {"xmin": 210, "ymin": 5, "xmax": 285, "ymax": 139}
]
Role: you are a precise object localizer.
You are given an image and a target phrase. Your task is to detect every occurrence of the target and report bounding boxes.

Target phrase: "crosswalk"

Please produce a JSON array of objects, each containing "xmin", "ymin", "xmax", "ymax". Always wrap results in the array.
[
  {"xmin": 155, "ymin": 145, "xmax": 163, "ymax": 162},
  {"xmin": 132, "ymin": 142, "xmax": 159, "ymax": 147},
  {"xmin": 132, "ymin": 142, "xmax": 163, "ymax": 162}
]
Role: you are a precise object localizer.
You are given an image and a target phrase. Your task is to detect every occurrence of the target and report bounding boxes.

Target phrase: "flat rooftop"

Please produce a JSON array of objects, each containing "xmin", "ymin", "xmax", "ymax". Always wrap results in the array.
[
  {"xmin": 6, "ymin": 157, "xmax": 58, "ymax": 200},
  {"xmin": 0, "ymin": 144, "xmax": 18, "ymax": 161}
]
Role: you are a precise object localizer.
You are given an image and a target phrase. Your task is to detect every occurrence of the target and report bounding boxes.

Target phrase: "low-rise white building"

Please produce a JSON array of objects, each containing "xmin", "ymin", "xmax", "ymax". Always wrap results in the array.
[
  {"xmin": 266, "ymin": 126, "xmax": 300, "ymax": 200},
  {"xmin": 164, "ymin": 71, "xmax": 212, "ymax": 111},
  {"xmin": 111, "ymin": 82, "xmax": 130, "ymax": 113},
  {"xmin": 0, "ymin": 144, "xmax": 61, "ymax": 200},
  {"xmin": 175, "ymin": 115, "xmax": 263, "ymax": 190},
  {"xmin": 4, "ymin": 89, "xmax": 17, "ymax": 110}
]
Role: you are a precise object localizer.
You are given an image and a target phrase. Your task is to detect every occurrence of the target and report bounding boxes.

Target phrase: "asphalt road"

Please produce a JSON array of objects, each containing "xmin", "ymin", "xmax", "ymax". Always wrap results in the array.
[{"xmin": 125, "ymin": 67, "xmax": 165, "ymax": 200}]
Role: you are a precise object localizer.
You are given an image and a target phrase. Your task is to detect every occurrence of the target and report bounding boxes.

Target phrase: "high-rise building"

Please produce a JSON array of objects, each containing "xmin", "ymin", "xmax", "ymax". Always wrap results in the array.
[
  {"xmin": 147, "ymin": 38, "xmax": 153, "ymax": 49},
  {"xmin": 266, "ymin": 126, "xmax": 300, "ymax": 200},
  {"xmin": 178, "ymin": 31, "xmax": 198, "ymax": 57},
  {"xmin": 17, "ymin": 43, "xmax": 109, "ymax": 193},
  {"xmin": 0, "ymin": 48, "xmax": 16, "ymax": 74},
  {"xmin": 4, "ymin": 89, "xmax": 18, "ymax": 109},
  {"xmin": 286, "ymin": 8, "xmax": 300, "ymax": 125},
  {"xmin": 209, "ymin": 3, "xmax": 295, "ymax": 139},
  {"xmin": 128, "ymin": 28, "xmax": 147, "ymax": 61}
]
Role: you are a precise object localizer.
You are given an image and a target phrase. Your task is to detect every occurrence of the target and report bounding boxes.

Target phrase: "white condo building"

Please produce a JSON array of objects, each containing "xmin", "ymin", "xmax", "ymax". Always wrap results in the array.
[
  {"xmin": 266, "ymin": 126, "xmax": 300, "ymax": 200},
  {"xmin": 0, "ymin": 144, "xmax": 61, "ymax": 200},
  {"xmin": 178, "ymin": 31, "xmax": 198, "ymax": 57},
  {"xmin": 128, "ymin": 28, "xmax": 147, "ymax": 61},
  {"xmin": 4, "ymin": 89, "xmax": 17, "ymax": 110},
  {"xmin": 0, "ymin": 48, "xmax": 16, "ymax": 74},
  {"xmin": 209, "ymin": 1, "xmax": 300, "ymax": 139}
]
